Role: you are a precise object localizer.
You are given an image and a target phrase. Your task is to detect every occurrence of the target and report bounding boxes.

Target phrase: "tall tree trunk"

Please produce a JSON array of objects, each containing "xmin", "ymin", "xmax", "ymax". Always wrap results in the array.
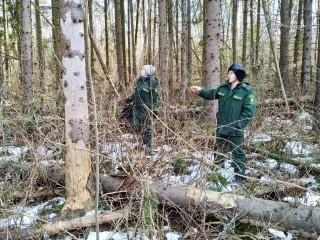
[
  {"xmin": 127, "ymin": 2, "xmax": 132, "ymax": 79},
  {"xmin": 300, "ymin": 0, "xmax": 313, "ymax": 95},
  {"xmin": 104, "ymin": 0, "xmax": 109, "ymax": 67},
  {"xmin": 293, "ymin": 0, "xmax": 303, "ymax": 84},
  {"xmin": 249, "ymin": 0, "xmax": 254, "ymax": 68},
  {"xmin": 232, "ymin": 0, "xmax": 238, "ymax": 63},
  {"xmin": 120, "ymin": 0, "xmax": 127, "ymax": 84},
  {"xmin": 21, "ymin": 0, "xmax": 33, "ymax": 112},
  {"xmin": 35, "ymin": 0, "xmax": 45, "ymax": 91},
  {"xmin": 88, "ymin": 0, "xmax": 95, "ymax": 71},
  {"xmin": 255, "ymin": 0, "xmax": 260, "ymax": 67},
  {"xmin": 60, "ymin": 0, "xmax": 93, "ymax": 212},
  {"xmin": 280, "ymin": 0, "xmax": 291, "ymax": 92},
  {"xmin": 180, "ymin": 0, "xmax": 188, "ymax": 103},
  {"xmin": 2, "ymin": 0, "xmax": 9, "ymax": 83},
  {"xmin": 242, "ymin": 0, "xmax": 248, "ymax": 64},
  {"xmin": 0, "ymin": 35, "xmax": 4, "ymax": 144},
  {"xmin": 129, "ymin": 0, "xmax": 137, "ymax": 76},
  {"xmin": 114, "ymin": 0, "xmax": 125, "ymax": 91},
  {"xmin": 52, "ymin": 0, "xmax": 61, "ymax": 93},
  {"xmin": 167, "ymin": 0, "xmax": 174, "ymax": 101},
  {"xmin": 203, "ymin": 0, "xmax": 221, "ymax": 124},
  {"xmin": 175, "ymin": 0, "xmax": 180, "ymax": 89},
  {"xmin": 147, "ymin": 0, "xmax": 152, "ymax": 63},
  {"xmin": 314, "ymin": 7, "xmax": 320, "ymax": 132},
  {"xmin": 134, "ymin": 0, "xmax": 140, "ymax": 68},
  {"xmin": 187, "ymin": 0, "xmax": 192, "ymax": 81},
  {"xmin": 159, "ymin": 0, "xmax": 168, "ymax": 103}
]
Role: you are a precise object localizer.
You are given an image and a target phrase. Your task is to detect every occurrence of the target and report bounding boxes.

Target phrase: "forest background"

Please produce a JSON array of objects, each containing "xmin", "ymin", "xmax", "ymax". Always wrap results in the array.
[{"xmin": 0, "ymin": 0, "xmax": 320, "ymax": 239}]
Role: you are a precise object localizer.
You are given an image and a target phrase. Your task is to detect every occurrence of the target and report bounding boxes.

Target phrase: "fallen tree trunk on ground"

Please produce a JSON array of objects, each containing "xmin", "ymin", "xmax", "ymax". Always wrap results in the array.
[
  {"xmin": 3, "ymin": 170, "xmax": 319, "ymax": 239},
  {"xmin": 101, "ymin": 175, "xmax": 320, "ymax": 238},
  {"xmin": 0, "ymin": 211, "xmax": 123, "ymax": 240}
]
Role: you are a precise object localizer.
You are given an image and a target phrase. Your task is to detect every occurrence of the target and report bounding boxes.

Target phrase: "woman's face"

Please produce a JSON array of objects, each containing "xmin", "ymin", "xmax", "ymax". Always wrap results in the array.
[
  {"xmin": 140, "ymin": 68, "xmax": 147, "ymax": 76},
  {"xmin": 228, "ymin": 71, "xmax": 238, "ymax": 83}
]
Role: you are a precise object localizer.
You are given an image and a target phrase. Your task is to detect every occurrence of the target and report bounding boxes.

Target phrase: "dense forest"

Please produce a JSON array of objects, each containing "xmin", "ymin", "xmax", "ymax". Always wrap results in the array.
[{"xmin": 0, "ymin": 0, "xmax": 320, "ymax": 239}]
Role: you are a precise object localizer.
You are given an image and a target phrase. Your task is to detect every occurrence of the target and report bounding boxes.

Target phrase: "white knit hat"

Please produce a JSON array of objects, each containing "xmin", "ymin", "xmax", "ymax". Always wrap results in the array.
[{"xmin": 143, "ymin": 65, "xmax": 156, "ymax": 75}]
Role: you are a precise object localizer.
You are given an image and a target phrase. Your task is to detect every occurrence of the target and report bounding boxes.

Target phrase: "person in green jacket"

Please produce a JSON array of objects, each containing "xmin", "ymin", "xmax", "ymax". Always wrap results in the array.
[
  {"xmin": 190, "ymin": 63, "xmax": 256, "ymax": 185},
  {"xmin": 126, "ymin": 65, "xmax": 160, "ymax": 154}
]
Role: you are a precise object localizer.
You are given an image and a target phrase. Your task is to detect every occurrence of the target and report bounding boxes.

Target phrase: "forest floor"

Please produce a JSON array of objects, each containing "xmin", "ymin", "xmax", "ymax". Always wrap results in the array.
[{"xmin": 0, "ymin": 109, "xmax": 319, "ymax": 240}]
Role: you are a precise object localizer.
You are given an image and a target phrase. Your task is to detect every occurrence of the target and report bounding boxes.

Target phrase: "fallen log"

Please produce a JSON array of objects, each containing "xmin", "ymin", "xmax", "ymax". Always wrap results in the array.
[
  {"xmin": 0, "ymin": 211, "xmax": 123, "ymax": 240},
  {"xmin": 3, "ymin": 170, "xmax": 320, "ymax": 239},
  {"xmin": 101, "ymin": 175, "xmax": 320, "ymax": 238}
]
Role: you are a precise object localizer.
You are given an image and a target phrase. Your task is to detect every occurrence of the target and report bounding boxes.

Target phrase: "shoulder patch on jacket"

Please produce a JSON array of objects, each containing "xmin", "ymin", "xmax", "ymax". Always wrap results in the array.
[{"xmin": 241, "ymin": 83, "xmax": 253, "ymax": 93}]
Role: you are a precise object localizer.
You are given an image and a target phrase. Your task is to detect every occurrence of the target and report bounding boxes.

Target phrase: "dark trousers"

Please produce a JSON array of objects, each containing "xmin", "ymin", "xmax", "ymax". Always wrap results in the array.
[{"xmin": 214, "ymin": 133, "xmax": 246, "ymax": 175}]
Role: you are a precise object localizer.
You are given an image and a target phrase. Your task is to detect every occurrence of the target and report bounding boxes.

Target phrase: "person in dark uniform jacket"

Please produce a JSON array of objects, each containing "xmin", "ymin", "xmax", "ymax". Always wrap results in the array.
[
  {"xmin": 126, "ymin": 65, "xmax": 160, "ymax": 154},
  {"xmin": 190, "ymin": 63, "xmax": 256, "ymax": 184}
]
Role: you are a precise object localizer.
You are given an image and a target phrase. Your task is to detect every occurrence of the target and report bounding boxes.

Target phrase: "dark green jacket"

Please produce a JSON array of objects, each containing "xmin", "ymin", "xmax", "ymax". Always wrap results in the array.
[
  {"xmin": 199, "ymin": 81, "xmax": 256, "ymax": 136},
  {"xmin": 127, "ymin": 76, "xmax": 160, "ymax": 123}
]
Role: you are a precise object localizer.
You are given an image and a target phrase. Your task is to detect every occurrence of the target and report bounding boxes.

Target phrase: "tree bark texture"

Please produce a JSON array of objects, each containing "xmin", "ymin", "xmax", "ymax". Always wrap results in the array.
[
  {"xmin": 52, "ymin": 0, "xmax": 61, "ymax": 92},
  {"xmin": 301, "ymin": 0, "xmax": 313, "ymax": 95},
  {"xmin": 60, "ymin": 0, "xmax": 93, "ymax": 212},
  {"xmin": 159, "ymin": 0, "xmax": 168, "ymax": 104},
  {"xmin": 313, "ymin": 9, "xmax": 320, "ymax": 132},
  {"xmin": 21, "ymin": 0, "xmax": 33, "ymax": 112},
  {"xmin": 242, "ymin": 0, "xmax": 248, "ymax": 64},
  {"xmin": 180, "ymin": 0, "xmax": 188, "ymax": 103},
  {"xmin": 232, "ymin": 0, "xmax": 238, "ymax": 63},
  {"xmin": 104, "ymin": 0, "xmax": 110, "ymax": 67},
  {"xmin": 114, "ymin": 0, "xmax": 125, "ymax": 91},
  {"xmin": 280, "ymin": 0, "xmax": 291, "ymax": 91},
  {"xmin": 35, "ymin": 0, "xmax": 45, "ymax": 90},
  {"xmin": 203, "ymin": 0, "xmax": 221, "ymax": 124},
  {"xmin": 293, "ymin": 0, "xmax": 303, "ymax": 82}
]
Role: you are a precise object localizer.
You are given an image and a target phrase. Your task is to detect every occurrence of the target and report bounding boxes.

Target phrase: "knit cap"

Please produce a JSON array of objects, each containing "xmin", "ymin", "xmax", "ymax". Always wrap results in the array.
[{"xmin": 143, "ymin": 65, "xmax": 156, "ymax": 75}]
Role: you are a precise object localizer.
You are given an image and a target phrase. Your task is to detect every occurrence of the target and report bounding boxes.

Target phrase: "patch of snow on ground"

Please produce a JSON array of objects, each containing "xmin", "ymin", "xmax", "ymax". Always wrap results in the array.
[
  {"xmin": 260, "ymin": 176, "xmax": 272, "ymax": 185},
  {"xmin": 165, "ymin": 232, "xmax": 182, "ymax": 240},
  {"xmin": 268, "ymin": 228, "xmax": 293, "ymax": 240},
  {"xmin": 283, "ymin": 191, "xmax": 320, "ymax": 207},
  {"xmin": 279, "ymin": 163, "xmax": 297, "ymax": 174},
  {"xmin": 251, "ymin": 133, "xmax": 272, "ymax": 143},
  {"xmin": 0, "ymin": 197, "xmax": 65, "ymax": 229},
  {"xmin": 284, "ymin": 141, "xmax": 315, "ymax": 155}
]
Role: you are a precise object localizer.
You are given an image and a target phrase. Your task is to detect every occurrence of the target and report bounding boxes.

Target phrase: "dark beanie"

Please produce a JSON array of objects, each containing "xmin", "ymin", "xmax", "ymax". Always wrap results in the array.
[{"xmin": 228, "ymin": 63, "xmax": 247, "ymax": 81}]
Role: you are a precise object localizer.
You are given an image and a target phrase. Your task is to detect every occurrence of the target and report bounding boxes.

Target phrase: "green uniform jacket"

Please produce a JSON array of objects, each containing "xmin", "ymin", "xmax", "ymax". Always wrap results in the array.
[
  {"xmin": 127, "ymin": 76, "xmax": 160, "ymax": 129},
  {"xmin": 199, "ymin": 81, "xmax": 256, "ymax": 136}
]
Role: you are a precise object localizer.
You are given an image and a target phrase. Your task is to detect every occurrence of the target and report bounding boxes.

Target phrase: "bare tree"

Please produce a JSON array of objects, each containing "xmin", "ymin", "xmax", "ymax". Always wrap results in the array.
[
  {"xmin": 21, "ymin": 0, "xmax": 33, "ymax": 112},
  {"xmin": 280, "ymin": 0, "xmax": 291, "ymax": 92},
  {"xmin": 52, "ymin": 0, "xmax": 61, "ymax": 92},
  {"xmin": 293, "ymin": 0, "xmax": 303, "ymax": 83},
  {"xmin": 167, "ymin": 0, "xmax": 174, "ymax": 100},
  {"xmin": 255, "ymin": 0, "xmax": 261, "ymax": 67},
  {"xmin": 180, "ymin": 0, "xmax": 188, "ymax": 103},
  {"xmin": 35, "ymin": 0, "xmax": 45, "ymax": 90},
  {"xmin": 60, "ymin": 0, "xmax": 93, "ymax": 212},
  {"xmin": 104, "ymin": 0, "xmax": 110, "ymax": 68},
  {"xmin": 301, "ymin": 0, "xmax": 313, "ymax": 95},
  {"xmin": 242, "ymin": 0, "xmax": 248, "ymax": 64},
  {"xmin": 2, "ymin": 0, "xmax": 9, "ymax": 83},
  {"xmin": 159, "ymin": 0, "xmax": 168, "ymax": 103},
  {"xmin": 232, "ymin": 0, "xmax": 238, "ymax": 63},
  {"xmin": 203, "ymin": 0, "xmax": 221, "ymax": 123},
  {"xmin": 115, "ymin": 0, "xmax": 125, "ymax": 90},
  {"xmin": 314, "ymin": 7, "xmax": 320, "ymax": 132}
]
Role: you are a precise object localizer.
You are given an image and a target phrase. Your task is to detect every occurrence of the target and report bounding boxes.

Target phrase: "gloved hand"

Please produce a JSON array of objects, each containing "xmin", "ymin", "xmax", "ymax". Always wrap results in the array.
[{"xmin": 125, "ymin": 97, "xmax": 132, "ymax": 103}]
